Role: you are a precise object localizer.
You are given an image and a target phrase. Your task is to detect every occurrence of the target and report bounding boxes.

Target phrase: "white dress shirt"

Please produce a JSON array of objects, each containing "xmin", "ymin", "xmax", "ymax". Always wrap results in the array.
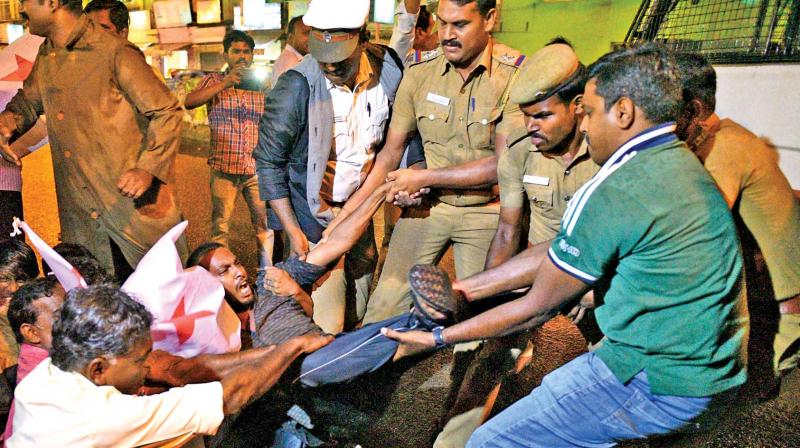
[
  {"xmin": 321, "ymin": 53, "xmax": 391, "ymax": 203},
  {"xmin": 8, "ymin": 358, "xmax": 224, "ymax": 447}
]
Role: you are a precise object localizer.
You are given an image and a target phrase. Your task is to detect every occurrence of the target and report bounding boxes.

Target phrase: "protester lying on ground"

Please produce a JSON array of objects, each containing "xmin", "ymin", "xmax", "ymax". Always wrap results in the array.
[
  {"xmin": 7, "ymin": 285, "xmax": 331, "ymax": 446},
  {"xmin": 8, "ymin": 237, "xmax": 300, "ymax": 396},
  {"xmin": 190, "ymin": 183, "xmax": 446, "ymax": 387}
]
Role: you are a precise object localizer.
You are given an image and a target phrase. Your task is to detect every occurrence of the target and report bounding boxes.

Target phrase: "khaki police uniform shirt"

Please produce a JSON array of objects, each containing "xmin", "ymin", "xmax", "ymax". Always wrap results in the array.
[
  {"xmin": 498, "ymin": 137, "xmax": 598, "ymax": 245},
  {"xmin": 389, "ymin": 39, "xmax": 526, "ymax": 206},
  {"xmin": 697, "ymin": 114, "xmax": 800, "ymax": 300}
]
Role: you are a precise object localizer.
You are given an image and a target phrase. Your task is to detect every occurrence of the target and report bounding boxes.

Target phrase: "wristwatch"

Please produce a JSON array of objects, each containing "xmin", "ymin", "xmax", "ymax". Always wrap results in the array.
[{"xmin": 432, "ymin": 326, "xmax": 448, "ymax": 349}]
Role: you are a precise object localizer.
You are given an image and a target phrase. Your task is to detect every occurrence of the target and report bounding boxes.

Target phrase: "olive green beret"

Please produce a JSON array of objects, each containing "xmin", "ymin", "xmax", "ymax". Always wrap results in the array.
[{"xmin": 509, "ymin": 43, "xmax": 582, "ymax": 105}]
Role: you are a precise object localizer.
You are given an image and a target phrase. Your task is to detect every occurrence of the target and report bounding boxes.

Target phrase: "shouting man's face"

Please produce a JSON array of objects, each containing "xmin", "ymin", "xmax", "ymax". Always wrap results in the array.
[{"xmin": 204, "ymin": 247, "xmax": 254, "ymax": 310}]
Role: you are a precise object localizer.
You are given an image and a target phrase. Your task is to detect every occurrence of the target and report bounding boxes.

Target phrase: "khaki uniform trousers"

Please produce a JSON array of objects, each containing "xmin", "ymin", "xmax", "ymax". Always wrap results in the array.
[
  {"xmin": 209, "ymin": 169, "xmax": 274, "ymax": 269},
  {"xmin": 363, "ymin": 200, "xmax": 499, "ymax": 325},
  {"xmin": 775, "ymin": 311, "xmax": 800, "ymax": 373}
]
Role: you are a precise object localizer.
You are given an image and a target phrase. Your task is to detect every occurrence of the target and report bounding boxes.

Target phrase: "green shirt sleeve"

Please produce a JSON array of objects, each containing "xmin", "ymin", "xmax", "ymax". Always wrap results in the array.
[{"xmin": 549, "ymin": 184, "xmax": 652, "ymax": 284}]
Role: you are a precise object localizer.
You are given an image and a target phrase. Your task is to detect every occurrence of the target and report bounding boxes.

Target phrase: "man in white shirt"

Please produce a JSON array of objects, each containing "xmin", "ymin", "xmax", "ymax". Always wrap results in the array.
[{"xmin": 8, "ymin": 285, "xmax": 330, "ymax": 447}]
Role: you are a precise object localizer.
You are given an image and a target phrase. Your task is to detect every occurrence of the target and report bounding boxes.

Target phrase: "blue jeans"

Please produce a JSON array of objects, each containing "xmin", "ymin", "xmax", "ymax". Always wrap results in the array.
[{"xmin": 467, "ymin": 352, "xmax": 717, "ymax": 448}]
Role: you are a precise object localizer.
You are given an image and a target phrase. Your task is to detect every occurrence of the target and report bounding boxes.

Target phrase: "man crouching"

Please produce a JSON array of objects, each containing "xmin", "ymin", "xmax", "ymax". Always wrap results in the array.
[{"xmin": 7, "ymin": 285, "xmax": 331, "ymax": 446}]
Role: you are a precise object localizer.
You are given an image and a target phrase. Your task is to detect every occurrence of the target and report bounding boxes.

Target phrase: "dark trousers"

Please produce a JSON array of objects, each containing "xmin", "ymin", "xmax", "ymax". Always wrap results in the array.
[
  {"xmin": 297, "ymin": 313, "xmax": 418, "ymax": 387},
  {"xmin": 0, "ymin": 191, "xmax": 22, "ymax": 242}
]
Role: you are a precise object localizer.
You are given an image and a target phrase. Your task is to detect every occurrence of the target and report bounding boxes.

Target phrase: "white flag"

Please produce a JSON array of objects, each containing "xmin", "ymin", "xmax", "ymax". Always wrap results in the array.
[
  {"xmin": 122, "ymin": 221, "xmax": 241, "ymax": 357},
  {"xmin": 12, "ymin": 218, "xmax": 87, "ymax": 291}
]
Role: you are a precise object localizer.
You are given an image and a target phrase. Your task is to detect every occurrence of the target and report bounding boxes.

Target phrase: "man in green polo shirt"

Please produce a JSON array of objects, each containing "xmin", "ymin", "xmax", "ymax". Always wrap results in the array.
[{"xmin": 384, "ymin": 44, "xmax": 749, "ymax": 447}]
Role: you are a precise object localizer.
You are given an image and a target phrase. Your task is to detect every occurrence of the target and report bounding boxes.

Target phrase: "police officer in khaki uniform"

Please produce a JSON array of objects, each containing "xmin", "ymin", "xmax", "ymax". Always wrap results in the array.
[
  {"xmin": 327, "ymin": 0, "xmax": 526, "ymax": 325},
  {"xmin": 487, "ymin": 41, "xmax": 599, "ymax": 268},
  {"xmin": 430, "ymin": 40, "xmax": 600, "ymax": 448}
]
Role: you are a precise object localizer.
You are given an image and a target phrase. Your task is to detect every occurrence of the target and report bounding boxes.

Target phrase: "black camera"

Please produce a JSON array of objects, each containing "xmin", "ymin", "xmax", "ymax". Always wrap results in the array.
[{"xmin": 236, "ymin": 67, "xmax": 266, "ymax": 91}]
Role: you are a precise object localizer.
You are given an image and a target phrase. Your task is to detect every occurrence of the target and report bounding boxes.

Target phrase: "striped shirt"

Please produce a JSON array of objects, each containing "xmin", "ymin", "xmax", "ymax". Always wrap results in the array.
[
  {"xmin": 198, "ymin": 73, "xmax": 264, "ymax": 176},
  {"xmin": 0, "ymin": 159, "xmax": 21, "ymax": 192}
]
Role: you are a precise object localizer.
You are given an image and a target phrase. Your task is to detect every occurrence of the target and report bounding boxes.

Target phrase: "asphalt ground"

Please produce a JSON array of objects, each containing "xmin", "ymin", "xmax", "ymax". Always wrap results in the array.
[{"xmin": 20, "ymin": 126, "xmax": 799, "ymax": 447}]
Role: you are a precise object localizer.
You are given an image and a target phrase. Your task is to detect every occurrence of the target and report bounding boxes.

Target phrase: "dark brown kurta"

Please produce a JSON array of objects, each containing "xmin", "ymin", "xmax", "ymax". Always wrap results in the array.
[{"xmin": 4, "ymin": 16, "xmax": 185, "ymax": 272}]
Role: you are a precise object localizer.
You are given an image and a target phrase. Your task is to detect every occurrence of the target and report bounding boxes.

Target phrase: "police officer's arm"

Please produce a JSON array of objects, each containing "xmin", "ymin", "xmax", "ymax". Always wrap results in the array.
[
  {"xmin": 383, "ymin": 255, "xmax": 589, "ymax": 356},
  {"xmin": 184, "ymin": 70, "xmax": 243, "ymax": 109},
  {"xmin": 0, "ymin": 57, "xmax": 45, "ymax": 166},
  {"xmin": 115, "ymin": 42, "xmax": 183, "ymax": 199},
  {"xmin": 387, "ymin": 101, "xmax": 522, "ymax": 194},
  {"xmin": 387, "ymin": 153, "xmax": 500, "ymax": 195},
  {"xmin": 484, "ymin": 146, "xmax": 527, "ymax": 269},
  {"xmin": 457, "ymin": 240, "xmax": 549, "ymax": 301},
  {"xmin": 485, "ymin": 207, "xmax": 523, "ymax": 269},
  {"xmin": 255, "ymin": 71, "xmax": 311, "ymax": 258}
]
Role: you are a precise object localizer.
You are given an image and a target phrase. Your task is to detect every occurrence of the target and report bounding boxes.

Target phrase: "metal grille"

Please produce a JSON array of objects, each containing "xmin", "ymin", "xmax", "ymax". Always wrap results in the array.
[{"xmin": 625, "ymin": 0, "xmax": 800, "ymax": 63}]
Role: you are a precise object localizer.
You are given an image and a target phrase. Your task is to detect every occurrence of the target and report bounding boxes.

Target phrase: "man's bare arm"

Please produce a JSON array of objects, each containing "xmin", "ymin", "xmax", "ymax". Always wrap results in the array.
[
  {"xmin": 387, "ymin": 133, "xmax": 509, "ymax": 196},
  {"xmin": 484, "ymin": 206, "xmax": 523, "ymax": 270},
  {"xmin": 269, "ymin": 198, "xmax": 309, "ymax": 259},
  {"xmin": 221, "ymin": 333, "xmax": 332, "ymax": 415},
  {"xmin": 184, "ymin": 70, "xmax": 242, "ymax": 109},
  {"xmin": 455, "ymin": 240, "xmax": 550, "ymax": 301},
  {"xmin": 384, "ymin": 257, "xmax": 590, "ymax": 356},
  {"xmin": 308, "ymin": 183, "xmax": 393, "ymax": 267},
  {"xmin": 146, "ymin": 345, "xmax": 282, "ymax": 387},
  {"xmin": 263, "ymin": 267, "xmax": 314, "ymax": 316},
  {"xmin": 445, "ymin": 258, "xmax": 589, "ymax": 341}
]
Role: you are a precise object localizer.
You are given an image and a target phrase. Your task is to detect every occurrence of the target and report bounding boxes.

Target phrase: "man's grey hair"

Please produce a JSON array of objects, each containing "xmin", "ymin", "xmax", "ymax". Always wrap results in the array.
[{"xmin": 51, "ymin": 285, "xmax": 152, "ymax": 372}]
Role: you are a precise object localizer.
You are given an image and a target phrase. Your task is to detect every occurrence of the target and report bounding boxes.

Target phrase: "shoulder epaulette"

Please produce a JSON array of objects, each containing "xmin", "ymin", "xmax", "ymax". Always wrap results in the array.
[
  {"xmin": 493, "ymin": 43, "xmax": 525, "ymax": 68},
  {"xmin": 409, "ymin": 48, "xmax": 443, "ymax": 66}
]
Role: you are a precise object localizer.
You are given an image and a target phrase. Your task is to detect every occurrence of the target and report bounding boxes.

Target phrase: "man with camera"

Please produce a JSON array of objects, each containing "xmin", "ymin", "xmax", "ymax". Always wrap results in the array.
[{"xmin": 186, "ymin": 30, "xmax": 276, "ymax": 269}]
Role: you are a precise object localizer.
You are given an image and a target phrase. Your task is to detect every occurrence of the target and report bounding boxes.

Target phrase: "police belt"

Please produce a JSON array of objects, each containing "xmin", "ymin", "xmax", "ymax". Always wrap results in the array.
[{"xmin": 435, "ymin": 187, "xmax": 498, "ymax": 207}]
